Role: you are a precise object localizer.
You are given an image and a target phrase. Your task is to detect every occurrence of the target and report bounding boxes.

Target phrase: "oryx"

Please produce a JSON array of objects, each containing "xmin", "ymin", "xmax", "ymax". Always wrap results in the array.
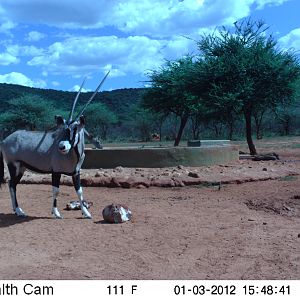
[{"xmin": 0, "ymin": 71, "xmax": 110, "ymax": 219}]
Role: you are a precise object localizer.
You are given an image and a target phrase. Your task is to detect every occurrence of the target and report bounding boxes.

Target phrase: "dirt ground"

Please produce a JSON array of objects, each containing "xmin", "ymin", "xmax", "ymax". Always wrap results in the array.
[{"xmin": 0, "ymin": 139, "xmax": 300, "ymax": 280}]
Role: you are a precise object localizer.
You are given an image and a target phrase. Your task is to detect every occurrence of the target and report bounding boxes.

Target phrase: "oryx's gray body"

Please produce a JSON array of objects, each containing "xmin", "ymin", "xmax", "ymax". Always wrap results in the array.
[
  {"xmin": 1, "ymin": 129, "xmax": 84, "ymax": 175},
  {"xmin": 0, "ymin": 117, "xmax": 88, "ymax": 219},
  {"xmin": 0, "ymin": 71, "xmax": 109, "ymax": 219}
]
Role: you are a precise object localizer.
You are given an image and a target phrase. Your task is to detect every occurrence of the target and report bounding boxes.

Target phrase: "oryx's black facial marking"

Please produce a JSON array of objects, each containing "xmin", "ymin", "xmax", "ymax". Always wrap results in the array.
[
  {"xmin": 58, "ymin": 123, "xmax": 80, "ymax": 154},
  {"xmin": 70, "ymin": 127, "xmax": 78, "ymax": 147},
  {"xmin": 66, "ymin": 128, "xmax": 71, "ymax": 140}
]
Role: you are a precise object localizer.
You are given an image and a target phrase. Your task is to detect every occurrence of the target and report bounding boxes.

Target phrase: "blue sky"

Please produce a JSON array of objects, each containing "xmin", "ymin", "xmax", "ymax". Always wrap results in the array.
[{"xmin": 0, "ymin": 0, "xmax": 299, "ymax": 92}]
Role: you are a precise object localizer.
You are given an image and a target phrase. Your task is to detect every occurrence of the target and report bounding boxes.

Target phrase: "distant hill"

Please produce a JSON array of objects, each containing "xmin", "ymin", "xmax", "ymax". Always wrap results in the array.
[{"xmin": 0, "ymin": 83, "xmax": 146, "ymax": 121}]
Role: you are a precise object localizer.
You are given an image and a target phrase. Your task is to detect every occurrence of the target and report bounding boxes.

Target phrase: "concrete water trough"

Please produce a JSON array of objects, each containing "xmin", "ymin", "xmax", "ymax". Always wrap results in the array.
[{"xmin": 82, "ymin": 140, "xmax": 238, "ymax": 169}]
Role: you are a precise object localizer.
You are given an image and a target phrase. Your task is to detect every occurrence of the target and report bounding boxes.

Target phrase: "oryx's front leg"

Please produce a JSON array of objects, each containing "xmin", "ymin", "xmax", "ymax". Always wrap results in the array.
[
  {"xmin": 51, "ymin": 173, "xmax": 63, "ymax": 219},
  {"xmin": 7, "ymin": 162, "xmax": 26, "ymax": 217},
  {"xmin": 72, "ymin": 173, "xmax": 91, "ymax": 219}
]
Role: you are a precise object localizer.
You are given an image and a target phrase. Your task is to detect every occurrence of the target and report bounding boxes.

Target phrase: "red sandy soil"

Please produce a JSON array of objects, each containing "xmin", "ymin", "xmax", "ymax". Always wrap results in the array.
[{"xmin": 0, "ymin": 143, "xmax": 300, "ymax": 279}]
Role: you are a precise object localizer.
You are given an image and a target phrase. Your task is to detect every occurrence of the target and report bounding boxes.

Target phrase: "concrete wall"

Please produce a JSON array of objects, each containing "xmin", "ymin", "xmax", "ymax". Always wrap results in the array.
[{"xmin": 82, "ymin": 146, "xmax": 239, "ymax": 169}]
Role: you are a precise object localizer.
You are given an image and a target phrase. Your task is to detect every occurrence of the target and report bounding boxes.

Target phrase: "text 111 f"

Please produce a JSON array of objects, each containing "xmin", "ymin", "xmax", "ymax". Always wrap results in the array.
[{"xmin": 107, "ymin": 285, "xmax": 138, "ymax": 295}]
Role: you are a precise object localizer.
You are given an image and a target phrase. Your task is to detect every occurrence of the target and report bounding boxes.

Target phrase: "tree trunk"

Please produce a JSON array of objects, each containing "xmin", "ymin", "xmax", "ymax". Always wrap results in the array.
[
  {"xmin": 170, "ymin": 115, "xmax": 178, "ymax": 140},
  {"xmin": 194, "ymin": 128, "xmax": 200, "ymax": 140},
  {"xmin": 254, "ymin": 111, "xmax": 265, "ymax": 140},
  {"xmin": 158, "ymin": 115, "xmax": 165, "ymax": 142},
  {"xmin": 227, "ymin": 120, "xmax": 234, "ymax": 140},
  {"xmin": 174, "ymin": 116, "xmax": 188, "ymax": 146},
  {"xmin": 283, "ymin": 117, "xmax": 290, "ymax": 136},
  {"xmin": 244, "ymin": 112, "xmax": 257, "ymax": 155},
  {"xmin": 256, "ymin": 126, "xmax": 262, "ymax": 140},
  {"xmin": 192, "ymin": 124, "xmax": 200, "ymax": 140},
  {"xmin": 191, "ymin": 116, "xmax": 201, "ymax": 140},
  {"xmin": 159, "ymin": 125, "xmax": 162, "ymax": 142},
  {"xmin": 101, "ymin": 125, "xmax": 108, "ymax": 140},
  {"xmin": 214, "ymin": 123, "xmax": 223, "ymax": 137}
]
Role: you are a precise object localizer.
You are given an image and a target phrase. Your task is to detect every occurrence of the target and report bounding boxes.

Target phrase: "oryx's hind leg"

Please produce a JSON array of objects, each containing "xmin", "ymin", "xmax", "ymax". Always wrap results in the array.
[
  {"xmin": 72, "ymin": 173, "xmax": 91, "ymax": 219},
  {"xmin": 7, "ymin": 162, "xmax": 26, "ymax": 217},
  {"xmin": 51, "ymin": 173, "xmax": 63, "ymax": 219}
]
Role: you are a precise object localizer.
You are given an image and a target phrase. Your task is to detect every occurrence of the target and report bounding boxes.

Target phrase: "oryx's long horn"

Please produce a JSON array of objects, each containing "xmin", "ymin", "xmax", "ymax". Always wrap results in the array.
[
  {"xmin": 74, "ymin": 70, "xmax": 110, "ymax": 121},
  {"xmin": 68, "ymin": 77, "xmax": 87, "ymax": 123}
]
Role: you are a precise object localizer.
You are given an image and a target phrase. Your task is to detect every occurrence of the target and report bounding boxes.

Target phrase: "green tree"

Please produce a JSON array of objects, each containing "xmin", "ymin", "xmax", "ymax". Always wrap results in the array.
[
  {"xmin": 274, "ymin": 102, "xmax": 299, "ymax": 136},
  {"xmin": 194, "ymin": 18, "xmax": 300, "ymax": 154},
  {"xmin": 0, "ymin": 94, "xmax": 60, "ymax": 133},
  {"xmin": 84, "ymin": 102, "xmax": 118, "ymax": 140},
  {"xmin": 143, "ymin": 56, "xmax": 202, "ymax": 146},
  {"xmin": 127, "ymin": 105, "xmax": 157, "ymax": 142}
]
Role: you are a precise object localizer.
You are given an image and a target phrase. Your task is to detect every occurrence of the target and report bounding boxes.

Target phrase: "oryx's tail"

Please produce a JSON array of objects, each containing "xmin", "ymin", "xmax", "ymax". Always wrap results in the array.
[{"xmin": 0, "ymin": 147, "xmax": 4, "ymax": 187}]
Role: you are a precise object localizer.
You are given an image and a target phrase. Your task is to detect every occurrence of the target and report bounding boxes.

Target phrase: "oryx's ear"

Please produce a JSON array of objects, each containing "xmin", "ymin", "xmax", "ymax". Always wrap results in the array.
[
  {"xmin": 79, "ymin": 115, "xmax": 85, "ymax": 127},
  {"xmin": 55, "ymin": 115, "xmax": 65, "ymax": 127}
]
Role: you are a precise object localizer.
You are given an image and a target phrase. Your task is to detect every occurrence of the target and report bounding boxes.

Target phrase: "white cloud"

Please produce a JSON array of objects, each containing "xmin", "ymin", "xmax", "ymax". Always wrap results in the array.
[
  {"xmin": 0, "ymin": 3, "xmax": 17, "ymax": 35},
  {"xmin": 25, "ymin": 31, "xmax": 46, "ymax": 42},
  {"xmin": 27, "ymin": 35, "xmax": 196, "ymax": 77},
  {"xmin": 6, "ymin": 44, "xmax": 43, "ymax": 57},
  {"xmin": 0, "ymin": 52, "xmax": 19, "ymax": 65},
  {"xmin": 112, "ymin": 0, "xmax": 245, "ymax": 36},
  {"xmin": 161, "ymin": 36, "xmax": 197, "ymax": 59},
  {"xmin": 0, "ymin": 72, "xmax": 47, "ymax": 88},
  {"xmin": 278, "ymin": 28, "xmax": 300, "ymax": 51},
  {"xmin": 0, "ymin": 0, "xmax": 292, "ymax": 37},
  {"xmin": 51, "ymin": 81, "xmax": 60, "ymax": 87},
  {"xmin": 0, "ymin": 20, "xmax": 16, "ymax": 35},
  {"xmin": 71, "ymin": 84, "xmax": 90, "ymax": 92},
  {"xmin": 103, "ymin": 64, "xmax": 126, "ymax": 78},
  {"xmin": 0, "ymin": 44, "xmax": 43, "ymax": 66},
  {"xmin": 0, "ymin": 0, "xmax": 111, "ymax": 29},
  {"xmin": 254, "ymin": 0, "xmax": 290, "ymax": 9}
]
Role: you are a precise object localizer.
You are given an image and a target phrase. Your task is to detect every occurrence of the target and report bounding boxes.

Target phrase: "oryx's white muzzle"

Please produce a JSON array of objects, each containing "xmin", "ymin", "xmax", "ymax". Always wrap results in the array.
[{"xmin": 58, "ymin": 141, "xmax": 72, "ymax": 154}]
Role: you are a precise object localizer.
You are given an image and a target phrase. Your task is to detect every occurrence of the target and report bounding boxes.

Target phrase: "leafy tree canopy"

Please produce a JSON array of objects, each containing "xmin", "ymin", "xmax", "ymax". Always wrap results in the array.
[
  {"xmin": 0, "ymin": 94, "xmax": 66, "ymax": 133},
  {"xmin": 193, "ymin": 18, "xmax": 300, "ymax": 154},
  {"xmin": 84, "ymin": 102, "xmax": 118, "ymax": 140},
  {"xmin": 143, "ymin": 56, "xmax": 205, "ymax": 145}
]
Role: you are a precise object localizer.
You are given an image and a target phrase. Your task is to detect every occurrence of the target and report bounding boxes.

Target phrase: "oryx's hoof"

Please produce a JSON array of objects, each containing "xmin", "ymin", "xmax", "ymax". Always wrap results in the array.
[
  {"xmin": 15, "ymin": 207, "xmax": 26, "ymax": 217},
  {"xmin": 52, "ymin": 207, "xmax": 63, "ymax": 219},
  {"xmin": 81, "ymin": 206, "xmax": 92, "ymax": 219}
]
